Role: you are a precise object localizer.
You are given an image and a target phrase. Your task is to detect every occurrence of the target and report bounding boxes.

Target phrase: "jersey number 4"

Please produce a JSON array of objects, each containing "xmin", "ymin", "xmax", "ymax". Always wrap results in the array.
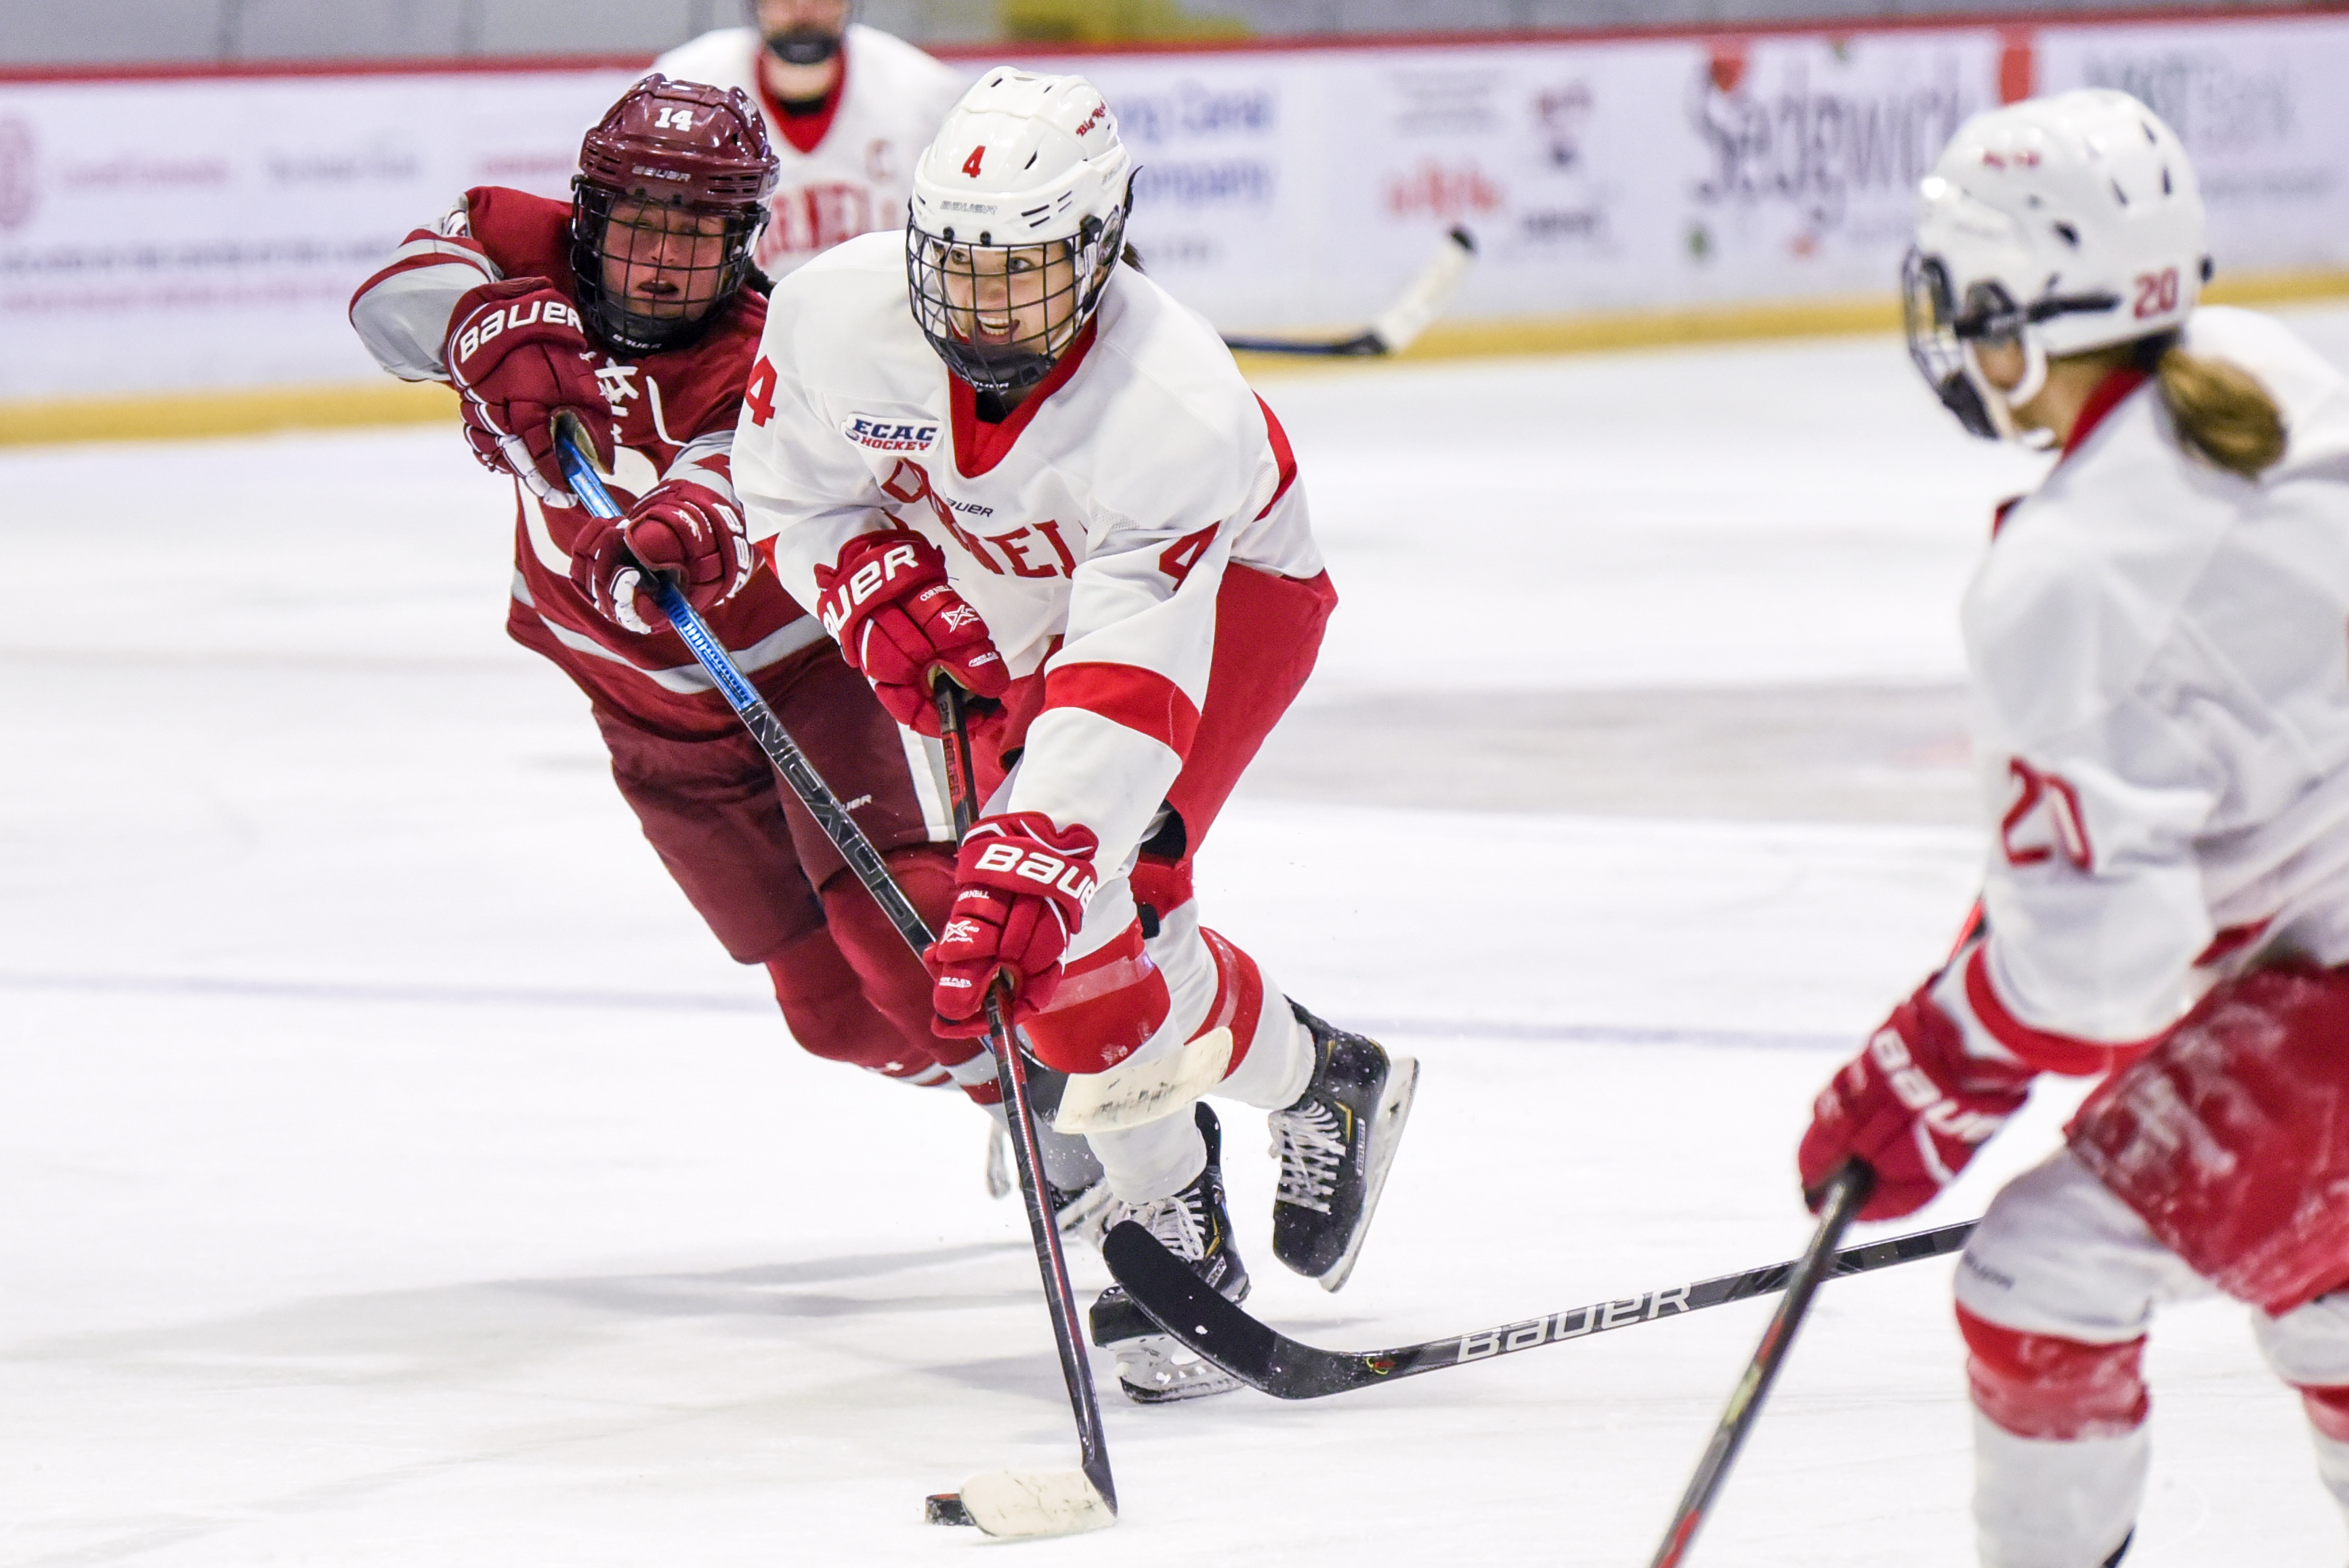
[{"xmin": 745, "ymin": 356, "xmax": 779, "ymax": 427}]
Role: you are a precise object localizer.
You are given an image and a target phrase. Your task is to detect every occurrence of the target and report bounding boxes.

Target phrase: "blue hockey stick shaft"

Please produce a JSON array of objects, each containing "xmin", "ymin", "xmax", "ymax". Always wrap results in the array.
[{"xmin": 551, "ymin": 425, "xmax": 933, "ymax": 956}]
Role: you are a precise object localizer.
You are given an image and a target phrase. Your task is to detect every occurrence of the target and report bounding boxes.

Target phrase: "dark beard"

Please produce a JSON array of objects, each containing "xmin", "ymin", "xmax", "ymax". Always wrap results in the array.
[{"xmin": 763, "ymin": 26, "xmax": 841, "ymax": 67}]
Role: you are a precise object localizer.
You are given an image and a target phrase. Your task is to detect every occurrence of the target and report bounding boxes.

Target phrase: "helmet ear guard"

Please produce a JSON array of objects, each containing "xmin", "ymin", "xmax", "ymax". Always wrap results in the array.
[{"xmin": 1905, "ymin": 252, "xmax": 2060, "ymax": 444}]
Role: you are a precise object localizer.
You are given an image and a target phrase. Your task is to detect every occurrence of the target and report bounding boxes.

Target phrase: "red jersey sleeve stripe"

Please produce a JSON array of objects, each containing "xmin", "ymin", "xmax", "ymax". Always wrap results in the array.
[
  {"xmin": 1253, "ymin": 394, "xmax": 1299, "ymax": 520},
  {"xmin": 350, "ymin": 231, "xmax": 495, "ymax": 305},
  {"xmin": 1042, "ymin": 662, "xmax": 1201, "ymax": 759},
  {"xmin": 1963, "ymin": 946, "xmax": 2159, "ymax": 1077}
]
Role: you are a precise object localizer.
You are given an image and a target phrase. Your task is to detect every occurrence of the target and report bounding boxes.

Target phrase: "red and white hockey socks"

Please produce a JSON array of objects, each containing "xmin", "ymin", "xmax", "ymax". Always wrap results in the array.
[{"xmin": 1960, "ymin": 1305, "xmax": 2147, "ymax": 1568}]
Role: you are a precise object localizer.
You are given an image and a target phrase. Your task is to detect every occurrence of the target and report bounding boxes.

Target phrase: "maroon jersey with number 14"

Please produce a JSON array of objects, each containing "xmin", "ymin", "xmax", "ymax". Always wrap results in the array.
[{"xmin": 350, "ymin": 185, "xmax": 823, "ymax": 740}]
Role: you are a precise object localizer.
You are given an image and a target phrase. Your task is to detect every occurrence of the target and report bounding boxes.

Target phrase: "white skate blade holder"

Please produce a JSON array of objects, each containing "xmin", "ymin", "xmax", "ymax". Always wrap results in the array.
[
  {"xmin": 939, "ymin": 1468, "xmax": 1117, "ymax": 1539},
  {"xmin": 1052, "ymin": 1027, "xmax": 1231, "ymax": 1134}
]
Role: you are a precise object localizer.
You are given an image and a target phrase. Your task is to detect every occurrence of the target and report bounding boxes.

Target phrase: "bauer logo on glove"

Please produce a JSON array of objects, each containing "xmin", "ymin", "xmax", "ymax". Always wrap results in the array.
[
  {"xmin": 454, "ymin": 297, "xmax": 584, "ymax": 364},
  {"xmin": 971, "ymin": 841, "xmax": 1097, "ymax": 906},
  {"xmin": 1800, "ymin": 983, "xmax": 2035, "ymax": 1221},
  {"xmin": 1865, "ymin": 1025, "xmax": 2010, "ymax": 1145},
  {"xmin": 813, "ymin": 530, "xmax": 1010, "ymax": 734}
]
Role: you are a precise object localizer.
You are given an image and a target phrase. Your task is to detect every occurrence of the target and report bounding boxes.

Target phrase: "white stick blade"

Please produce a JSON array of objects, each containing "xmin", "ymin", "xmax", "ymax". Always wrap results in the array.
[
  {"xmin": 1368, "ymin": 228, "xmax": 1477, "ymax": 355},
  {"xmin": 956, "ymin": 1469, "xmax": 1118, "ymax": 1539},
  {"xmin": 1053, "ymin": 1027, "xmax": 1231, "ymax": 1134}
]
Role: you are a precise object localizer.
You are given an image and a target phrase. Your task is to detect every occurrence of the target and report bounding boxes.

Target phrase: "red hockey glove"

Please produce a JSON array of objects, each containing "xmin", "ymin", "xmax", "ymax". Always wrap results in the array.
[
  {"xmin": 1799, "ymin": 979, "xmax": 2035, "ymax": 1221},
  {"xmin": 925, "ymin": 812, "xmax": 1099, "ymax": 1038},
  {"xmin": 570, "ymin": 479, "xmax": 754, "ymax": 634},
  {"xmin": 812, "ymin": 530, "xmax": 1009, "ymax": 734},
  {"xmin": 444, "ymin": 278, "xmax": 613, "ymax": 507}
]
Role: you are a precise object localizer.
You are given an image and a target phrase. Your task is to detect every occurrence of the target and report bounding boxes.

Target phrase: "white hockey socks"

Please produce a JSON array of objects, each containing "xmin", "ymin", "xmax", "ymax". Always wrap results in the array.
[
  {"xmin": 1086, "ymin": 1110, "xmax": 1208, "ymax": 1206},
  {"xmin": 1972, "ymin": 1414, "xmax": 2145, "ymax": 1568},
  {"xmin": 1216, "ymin": 1002, "xmax": 1313, "ymax": 1111}
]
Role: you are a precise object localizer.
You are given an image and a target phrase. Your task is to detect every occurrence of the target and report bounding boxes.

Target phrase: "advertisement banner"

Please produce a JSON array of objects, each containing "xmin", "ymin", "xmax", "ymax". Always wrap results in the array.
[
  {"xmin": 3, "ymin": 14, "xmax": 2348, "ymax": 408},
  {"xmin": 0, "ymin": 68, "xmax": 637, "ymax": 401},
  {"xmin": 2033, "ymin": 16, "xmax": 2349, "ymax": 276},
  {"xmin": 1038, "ymin": 30, "xmax": 2007, "ymax": 332}
]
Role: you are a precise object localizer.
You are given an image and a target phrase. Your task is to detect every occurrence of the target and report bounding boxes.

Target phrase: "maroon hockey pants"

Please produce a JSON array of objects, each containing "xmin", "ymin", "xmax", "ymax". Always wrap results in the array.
[{"xmin": 593, "ymin": 642, "xmax": 965, "ymax": 1081}]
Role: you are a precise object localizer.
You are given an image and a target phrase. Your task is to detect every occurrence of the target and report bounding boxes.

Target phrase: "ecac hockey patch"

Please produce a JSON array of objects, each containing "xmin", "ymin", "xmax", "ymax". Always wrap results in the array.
[{"xmin": 842, "ymin": 414, "xmax": 939, "ymax": 454}]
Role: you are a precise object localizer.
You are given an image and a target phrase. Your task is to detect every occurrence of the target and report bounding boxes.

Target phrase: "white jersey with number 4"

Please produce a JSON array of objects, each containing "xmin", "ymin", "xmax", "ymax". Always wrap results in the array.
[
  {"xmin": 651, "ymin": 24, "xmax": 966, "ymax": 279},
  {"xmin": 730, "ymin": 230, "xmax": 1319, "ymax": 878},
  {"xmin": 1936, "ymin": 306, "xmax": 2349, "ymax": 1063}
]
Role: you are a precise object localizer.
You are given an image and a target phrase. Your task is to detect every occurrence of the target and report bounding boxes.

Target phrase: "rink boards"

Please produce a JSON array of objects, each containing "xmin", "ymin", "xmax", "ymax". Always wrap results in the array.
[{"xmin": 4, "ymin": 7, "xmax": 2349, "ymax": 430}]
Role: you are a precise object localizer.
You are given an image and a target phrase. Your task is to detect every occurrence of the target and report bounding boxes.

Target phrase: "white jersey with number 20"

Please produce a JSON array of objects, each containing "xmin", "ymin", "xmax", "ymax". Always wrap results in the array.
[{"xmin": 1946, "ymin": 307, "xmax": 2349, "ymax": 1059}]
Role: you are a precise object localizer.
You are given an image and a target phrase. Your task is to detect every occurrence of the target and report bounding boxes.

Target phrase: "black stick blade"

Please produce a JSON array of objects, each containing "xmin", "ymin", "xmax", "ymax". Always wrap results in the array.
[
  {"xmin": 1107, "ymin": 1214, "xmax": 1977, "ymax": 1403},
  {"xmin": 1103, "ymin": 1221, "xmax": 1288, "ymax": 1386}
]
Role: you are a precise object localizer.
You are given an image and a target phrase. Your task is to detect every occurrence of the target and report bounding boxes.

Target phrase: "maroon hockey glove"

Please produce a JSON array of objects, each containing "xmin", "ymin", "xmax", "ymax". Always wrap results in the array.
[
  {"xmin": 570, "ymin": 479, "xmax": 755, "ymax": 634},
  {"xmin": 813, "ymin": 530, "xmax": 1009, "ymax": 735},
  {"xmin": 1799, "ymin": 979, "xmax": 2035, "ymax": 1221},
  {"xmin": 444, "ymin": 278, "xmax": 614, "ymax": 507},
  {"xmin": 925, "ymin": 812, "xmax": 1099, "ymax": 1038}
]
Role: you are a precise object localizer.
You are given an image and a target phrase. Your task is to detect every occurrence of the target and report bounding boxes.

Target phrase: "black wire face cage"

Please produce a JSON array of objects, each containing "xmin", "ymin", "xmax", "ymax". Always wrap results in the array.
[
  {"xmin": 570, "ymin": 181, "xmax": 766, "ymax": 357},
  {"xmin": 905, "ymin": 205, "xmax": 1126, "ymax": 395},
  {"xmin": 1901, "ymin": 248, "xmax": 2018, "ymax": 441}
]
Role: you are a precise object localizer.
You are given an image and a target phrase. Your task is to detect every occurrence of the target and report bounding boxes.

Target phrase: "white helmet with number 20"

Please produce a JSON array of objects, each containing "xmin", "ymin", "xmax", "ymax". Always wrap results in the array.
[
  {"xmin": 1904, "ymin": 89, "xmax": 2207, "ymax": 441},
  {"xmin": 906, "ymin": 68, "xmax": 1134, "ymax": 394}
]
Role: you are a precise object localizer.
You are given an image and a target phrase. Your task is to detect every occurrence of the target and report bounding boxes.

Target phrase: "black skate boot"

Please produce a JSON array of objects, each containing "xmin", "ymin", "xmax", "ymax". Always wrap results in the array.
[
  {"xmin": 1088, "ymin": 1103, "xmax": 1250, "ymax": 1403},
  {"xmin": 1269, "ymin": 1001, "xmax": 1418, "ymax": 1292}
]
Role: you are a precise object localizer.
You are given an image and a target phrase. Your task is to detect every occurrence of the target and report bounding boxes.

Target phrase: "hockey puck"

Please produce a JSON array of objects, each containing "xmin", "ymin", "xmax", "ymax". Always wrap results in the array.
[{"xmin": 925, "ymin": 1493, "xmax": 975, "ymax": 1527}]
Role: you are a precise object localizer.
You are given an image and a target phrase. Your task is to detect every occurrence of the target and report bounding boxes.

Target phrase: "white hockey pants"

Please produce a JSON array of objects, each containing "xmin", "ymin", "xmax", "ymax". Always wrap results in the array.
[{"xmin": 1954, "ymin": 1148, "xmax": 2349, "ymax": 1567}]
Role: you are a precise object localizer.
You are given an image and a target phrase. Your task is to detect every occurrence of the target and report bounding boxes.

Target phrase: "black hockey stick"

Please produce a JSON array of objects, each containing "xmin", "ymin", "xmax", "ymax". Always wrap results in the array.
[
  {"xmin": 552, "ymin": 429, "xmax": 1113, "ymax": 1539},
  {"xmin": 1650, "ymin": 1160, "xmax": 1874, "ymax": 1567},
  {"xmin": 921, "ymin": 679, "xmax": 1117, "ymax": 1537},
  {"xmin": 1221, "ymin": 227, "xmax": 1477, "ymax": 357},
  {"xmin": 1101, "ymin": 1196, "xmax": 1968, "ymax": 1401}
]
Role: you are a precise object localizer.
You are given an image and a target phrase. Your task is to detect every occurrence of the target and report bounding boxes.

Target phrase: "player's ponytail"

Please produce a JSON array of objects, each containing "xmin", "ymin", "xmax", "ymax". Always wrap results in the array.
[{"xmin": 2135, "ymin": 333, "xmax": 2287, "ymax": 480}]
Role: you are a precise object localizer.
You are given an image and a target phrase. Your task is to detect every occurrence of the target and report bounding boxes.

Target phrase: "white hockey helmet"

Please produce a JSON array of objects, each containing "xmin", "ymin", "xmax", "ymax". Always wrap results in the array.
[
  {"xmin": 905, "ymin": 68, "xmax": 1134, "ymax": 393},
  {"xmin": 1903, "ymin": 89, "xmax": 2207, "ymax": 440}
]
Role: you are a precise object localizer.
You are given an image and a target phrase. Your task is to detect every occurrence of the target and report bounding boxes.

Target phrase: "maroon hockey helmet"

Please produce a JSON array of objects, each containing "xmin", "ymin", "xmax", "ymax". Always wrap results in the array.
[{"xmin": 570, "ymin": 75, "xmax": 780, "ymax": 356}]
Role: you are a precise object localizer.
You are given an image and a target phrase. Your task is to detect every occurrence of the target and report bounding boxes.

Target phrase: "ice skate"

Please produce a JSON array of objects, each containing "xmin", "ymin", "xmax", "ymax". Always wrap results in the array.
[
  {"xmin": 1088, "ymin": 1103, "xmax": 1250, "ymax": 1403},
  {"xmin": 1269, "ymin": 1001, "xmax": 1418, "ymax": 1292},
  {"xmin": 985, "ymin": 1117, "xmax": 1114, "ymax": 1247}
]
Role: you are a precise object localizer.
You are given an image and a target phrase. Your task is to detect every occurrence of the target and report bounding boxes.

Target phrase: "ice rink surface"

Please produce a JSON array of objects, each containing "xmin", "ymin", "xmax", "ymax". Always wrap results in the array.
[{"xmin": 8, "ymin": 309, "xmax": 2349, "ymax": 1566}]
